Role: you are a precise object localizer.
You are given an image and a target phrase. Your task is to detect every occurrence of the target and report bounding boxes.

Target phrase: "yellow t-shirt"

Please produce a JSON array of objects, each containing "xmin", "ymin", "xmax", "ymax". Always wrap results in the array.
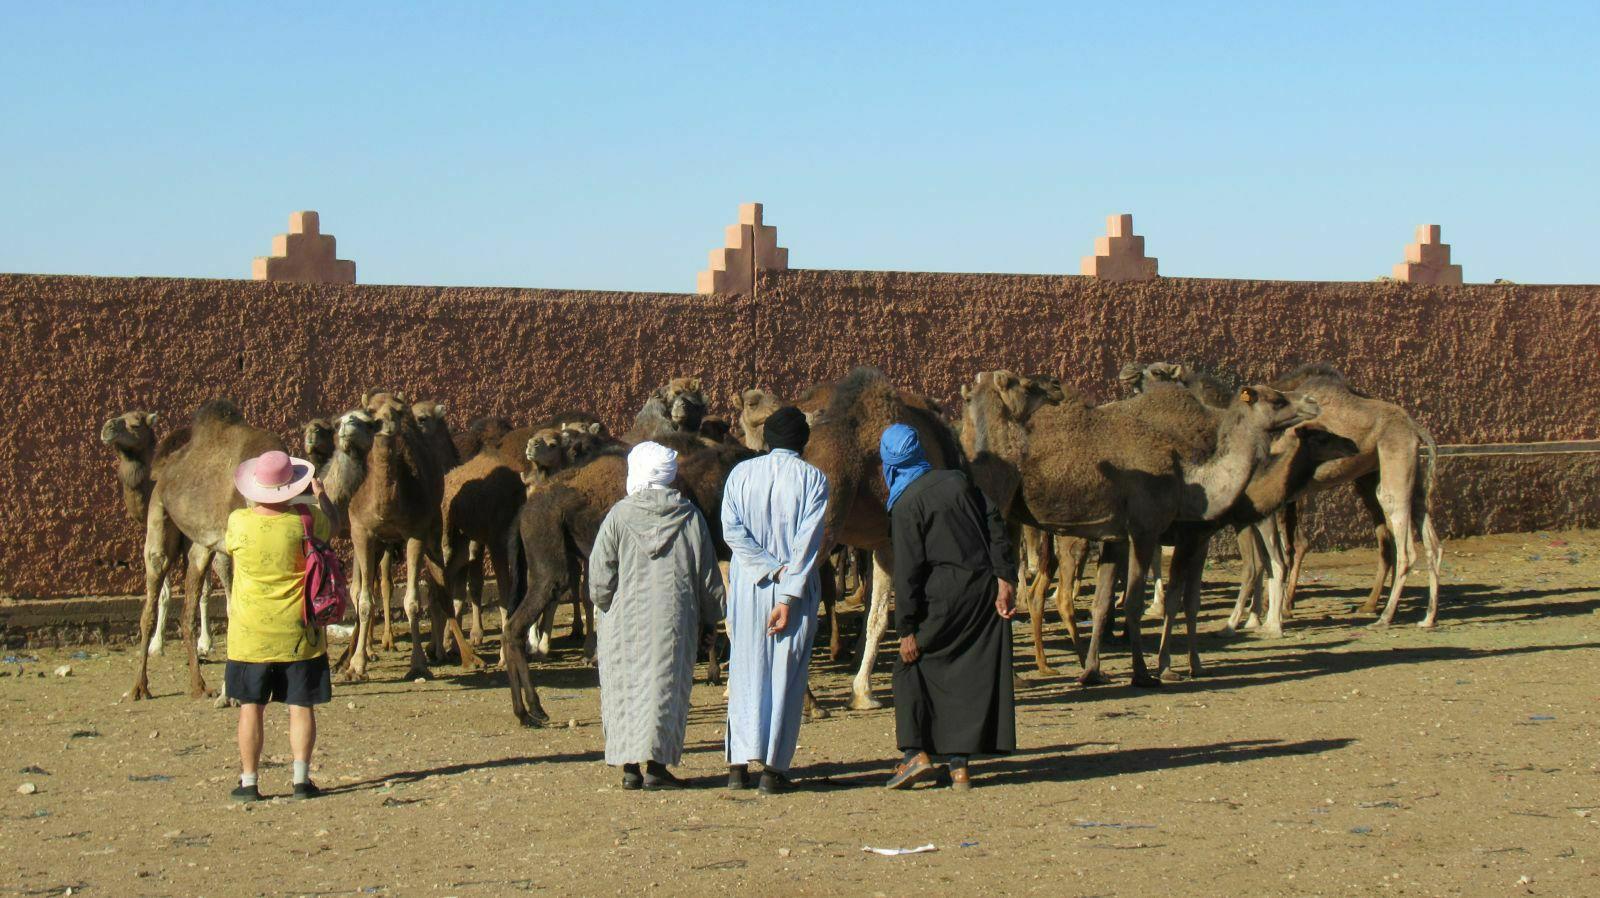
[{"xmin": 225, "ymin": 502, "xmax": 334, "ymax": 663}]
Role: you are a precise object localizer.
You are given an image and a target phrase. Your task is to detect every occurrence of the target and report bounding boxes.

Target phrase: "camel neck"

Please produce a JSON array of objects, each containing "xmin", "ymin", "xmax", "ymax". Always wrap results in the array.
[{"xmin": 1183, "ymin": 405, "xmax": 1269, "ymax": 521}]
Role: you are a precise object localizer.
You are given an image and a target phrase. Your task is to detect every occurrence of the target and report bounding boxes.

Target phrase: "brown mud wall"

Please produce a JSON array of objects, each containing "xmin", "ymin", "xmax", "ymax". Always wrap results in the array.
[{"xmin": 2, "ymin": 270, "xmax": 1596, "ymax": 600}]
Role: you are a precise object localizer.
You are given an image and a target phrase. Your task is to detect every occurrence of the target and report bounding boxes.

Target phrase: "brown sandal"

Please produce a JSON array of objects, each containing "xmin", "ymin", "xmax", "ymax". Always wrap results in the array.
[{"xmin": 885, "ymin": 752, "xmax": 935, "ymax": 790}]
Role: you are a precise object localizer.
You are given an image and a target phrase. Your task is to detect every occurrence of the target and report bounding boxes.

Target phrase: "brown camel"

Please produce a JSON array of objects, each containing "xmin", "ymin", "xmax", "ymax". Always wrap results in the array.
[
  {"xmin": 624, "ymin": 377, "xmax": 709, "ymax": 443},
  {"xmin": 737, "ymin": 368, "xmax": 967, "ymax": 710},
  {"xmin": 455, "ymin": 415, "xmax": 514, "ymax": 462},
  {"xmin": 100, "ymin": 412, "xmax": 222, "ymax": 659},
  {"xmin": 339, "ymin": 392, "xmax": 479, "ymax": 681},
  {"xmin": 501, "ymin": 435, "xmax": 754, "ymax": 725},
  {"xmin": 961, "ymin": 370, "xmax": 1317, "ymax": 687},
  {"xmin": 1266, "ymin": 365, "xmax": 1442, "ymax": 629},
  {"xmin": 127, "ymin": 400, "xmax": 278, "ymax": 700}
]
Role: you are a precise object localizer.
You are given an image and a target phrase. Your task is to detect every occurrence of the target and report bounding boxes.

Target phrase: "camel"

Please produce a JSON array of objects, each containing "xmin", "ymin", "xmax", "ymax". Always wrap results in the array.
[
  {"xmin": 127, "ymin": 400, "xmax": 278, "ymax": 700},
  {"xmin": 961, "ymin": 370, "xmax": 1317, "ymax": 687},
  {"xmin": 338, "ymin": 391, "xmax": 479, "ymax": 681},
  {"xmin": 1265, "ymin": 365, "xmax": 1443, "ymax": 629},
  {"xmin": 500, "ymin": 435, "xmax": 754, "ymax": 725},
  {"xmin": 302, "ymin": 418, "xmax": 336, "ymax": 473},
  {"xmin": 625, "ymin": 377, "xmax": 709, "ymax": 443},
  {"xmin": 100, "ymin": 412, "xmax": 222, "ymax": 659},
  {"xmin": 455, "ymin": 415, "xmax": 514, "ymax": 462},
  {"xmin": 412, "ymin": 401, "xmax": 460, "ymax": 470},
  {"xmin": 735, "ymin": 368, "xmax": 967, "ymax": 710},
  {"xmin": 1133, "ymin": 363, "xmax": 1442, "ymax": 630}
]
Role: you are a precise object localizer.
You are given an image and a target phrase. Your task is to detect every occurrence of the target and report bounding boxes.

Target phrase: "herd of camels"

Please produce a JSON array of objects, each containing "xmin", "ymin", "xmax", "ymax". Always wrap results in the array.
[{"xmin": 100, "ymin": 361, "xmax": 1443, "ymax": 725}]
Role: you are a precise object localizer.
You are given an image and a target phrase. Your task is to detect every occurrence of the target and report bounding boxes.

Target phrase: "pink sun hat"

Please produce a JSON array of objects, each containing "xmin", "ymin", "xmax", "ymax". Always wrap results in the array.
[{"xmin": 233, "ymin": 450, "xmax": 315, "ymax": 504}]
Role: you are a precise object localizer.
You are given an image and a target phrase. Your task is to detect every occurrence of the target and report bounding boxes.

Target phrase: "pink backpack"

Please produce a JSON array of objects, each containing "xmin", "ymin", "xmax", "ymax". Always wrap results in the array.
[{"xmin": 296, "ymin": 506, "xmax": 350, "ymax": 627}]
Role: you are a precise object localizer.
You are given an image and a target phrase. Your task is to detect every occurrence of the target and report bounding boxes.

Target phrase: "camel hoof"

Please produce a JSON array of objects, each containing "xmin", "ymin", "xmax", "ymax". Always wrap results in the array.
[
  {"xmin": 804, "ymin": 704, "xmax": 832, "ymax": 721},
  {"xmin": 1035, "ymin": 664, "xmax": 1060, "ymax": 677},
  {"xmin": 1076, "ymin": 670, "xmax": 1111, "ymax": 688},
  {"xmin": 129, "ymin": 683, "xmax": 153, "ymax": 702},
  {"xmin": 1258, "ymin": 625, "xmax": 1284, "ymax": 639},
  {"xmin": 1131, "ymin": 674, "xmax": 1164, "ymax": 689},
  {"xmin": 517, "ymin": 713, "xmax": 545, "ymax": 729},
  {"xmin": 1159, "ymin": 669, "xmax": 1186, "ymax": 682},
  {"xmin": 1417, "ymin": 619, "xmax": 1437, "ymax": 631},
  {"xmin": 379, "ymin": 640, "xmax": 396, "ymax": 653},
  {"xmin": 406, "ymin": 667, "xmax": 433, "ymax": 682},
  {"xmin": 213, "ymin": 693, "xmax": 239, "ymax": 710},
  {"xmin": 1367, "ymin": 620, "xmax": 1390, "ymax": 631},
  {"xmin": 459, "ymin": 657, "xmax": 486, "ymax": 673},
  {"xmin": 849, "ymin": 695, "xmax": 884, "ymax": 711},
  {"xmin": 1188, "ymin": 664, "xmax": 1207, "ymax": 679},
  {"xmin": 146, "ymin": 643, "xmax": 165, "ymax": 658},
  {"xmin": 340, "ymin": 668, "xmax": 369, "ymax": 684},
  {"xmin": 189, "ymin": 686, "xmax": 217, "ymax": 700}
]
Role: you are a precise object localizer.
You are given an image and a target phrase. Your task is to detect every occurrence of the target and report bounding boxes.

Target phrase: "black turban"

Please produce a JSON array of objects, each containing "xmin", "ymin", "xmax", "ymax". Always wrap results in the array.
[{"xmin": 763, "ymin": 405, "xmax": 810, "ymax": 453}]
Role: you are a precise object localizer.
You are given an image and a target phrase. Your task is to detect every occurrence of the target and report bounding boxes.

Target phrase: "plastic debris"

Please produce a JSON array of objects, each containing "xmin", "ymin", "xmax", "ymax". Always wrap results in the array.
[
  {"xmin": 17, "ymin": 782, "xmax": 37, "ymax": 795},
  {"xmin": 1350, "ymin": 826, "xmax": 1372, "ymax": 834},
  {"xmin": 54, "ymin": 665, "xmax": 72, "ymax": 678},
  {"xmin": 69, "ymin": 651, "xmax": 91, "ymax": 660},
  {"xmin": 128, "ymin": 774, "xmax": 173, "ymax": 783},
  {"xmin": 862, "ymin": 844, "xmax": 937, "ymax": 856},
  {"xmin": 1072, "ymin": 821, "xmax": 1156, "ymax": 830},
  {"xmin": 1529, "ymin": 715, "xmax": 1555, "ymax": 721},
  {"xmin": 959, "ymin": 841, "xmax": 980, "ymax": 848},
  {"xmin": 2, "ymin": 654, "xmax": 39, "ymax": 665}
]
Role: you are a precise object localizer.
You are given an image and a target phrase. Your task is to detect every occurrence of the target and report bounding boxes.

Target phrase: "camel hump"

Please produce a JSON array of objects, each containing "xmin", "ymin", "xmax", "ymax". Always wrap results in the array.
[
  {"xmin": 825, "ymin": 366, "xmax": 896, "ymax": 419},
  {"xmin": 193, "ymin": 398, "xmax": 245, "ymax": 427}
]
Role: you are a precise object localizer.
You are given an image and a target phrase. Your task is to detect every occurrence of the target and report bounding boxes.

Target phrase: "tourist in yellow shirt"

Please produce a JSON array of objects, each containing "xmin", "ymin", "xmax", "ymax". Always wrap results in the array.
[{"xmin": 225, "ymin": 449, "xmax": 344, "ymax": 802}]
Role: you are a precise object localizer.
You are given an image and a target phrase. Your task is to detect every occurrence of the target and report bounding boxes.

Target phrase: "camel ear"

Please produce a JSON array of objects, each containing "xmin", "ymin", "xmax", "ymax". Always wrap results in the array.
[
  {"xmin": 1239, "ymin": 387, "xmax": 1259, "ymax": 405},
  {"xmin": 587, "ymin": 422, "xmax": 603, "ymax": 435},
  {"xmin": 730, "ymin": 391, "xmax": 744, "ymax": 412},
  {"xmin": 435, "ymin": 403, "xmax": 447, "ymax": 416},
  {"xmin": 960, "ymin": 383, "xmax": 971, "ymax": 402},
  {"xmin": 145, "ymin": 412, "xmax": 157, "ymax": 427},
  {"xmin": 360, "ymin": 392, "xmax": 373, "ymax": 409},
  {"xmin": 686, "ymin": 377, "xmax": 702, "ymax": 393},
  {"xmin": 395, "ymin": 391, "xmax": 410, "ymax": 406},
  {"xmin": 1117, "ymin": 363, "xmax": 1143, "ymax": 388}
]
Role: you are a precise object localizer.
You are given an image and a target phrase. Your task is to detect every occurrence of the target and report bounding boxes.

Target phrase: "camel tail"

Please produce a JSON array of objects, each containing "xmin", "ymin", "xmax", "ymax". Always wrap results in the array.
[
  {"xmin": 1416, "ymin": 423, "xmax": 1438, "ymax": 513},
  {"xmin": 502, "ymin": 522, "xmax": 525, "ymax": 615}
]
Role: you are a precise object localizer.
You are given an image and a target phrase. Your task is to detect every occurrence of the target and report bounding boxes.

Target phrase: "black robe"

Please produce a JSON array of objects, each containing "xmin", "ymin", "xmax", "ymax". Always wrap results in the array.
[{"xmin": 890, "ymin": 469, "xmax": 1018, "ymax": 757}]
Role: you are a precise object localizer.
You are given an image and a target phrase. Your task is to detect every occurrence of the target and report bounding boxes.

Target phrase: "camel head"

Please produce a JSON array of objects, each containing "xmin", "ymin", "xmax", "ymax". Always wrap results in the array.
[
  {"xmin": 699, "ymin": 417, "xmax": 732, "ymax": 444},
  {"xmin": 960, "ymin": 370, "xmax": 1062, "ymax": 433},
  {"xmin": 525, "ymin": 427, "xmax": 566, "ymax": 474},
  {"xmin": 302, "ymin": 418, "xmax": 335, "ymax": 461},
  {"xmin": 363, "ymin": 392, "xmax": 412, "ymax": 437},
  {"xmin": 1285, "ymin": 422, "xmax": 1359, "ymax": 465},
  {"xmin": 1234, "ymin": 385, "xmax": 1320, "ymax": 433},
  {"xmin": 334, "ymin": 410, "xmax": 378, "ymax": 455},
  {"xmin": 732, "ymin": 387, "xmax": 784, "ymax": 450},
  {"xmin": 100, "ymin": 411, "xmax": 157, "ymax": 456},
  {"xmin": 456, "ymin": 415, "xmax": 514, "ymax": 459},
  {"xmin": 411, "ymin": 401, "xmax": 449, "ymax": 437},
  {"xmin": 559, "ymin": 421, "xmax": 609, "ymax": 464},
  {"xmin": 658, "ymin": 377, "xmax": 708, "ymax": 432}
]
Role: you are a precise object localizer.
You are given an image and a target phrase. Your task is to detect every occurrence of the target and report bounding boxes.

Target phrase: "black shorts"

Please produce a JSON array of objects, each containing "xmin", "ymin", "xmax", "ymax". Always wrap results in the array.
[{"xmin": 224, "ymin": 656, "xmax": 332, "ymax": 707}]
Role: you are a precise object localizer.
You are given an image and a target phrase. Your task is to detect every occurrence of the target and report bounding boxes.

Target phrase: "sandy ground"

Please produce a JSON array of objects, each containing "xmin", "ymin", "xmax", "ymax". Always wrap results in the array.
[{"xmin": 1, "ymin": 530, "xmax": 1597, "ymax": 898}]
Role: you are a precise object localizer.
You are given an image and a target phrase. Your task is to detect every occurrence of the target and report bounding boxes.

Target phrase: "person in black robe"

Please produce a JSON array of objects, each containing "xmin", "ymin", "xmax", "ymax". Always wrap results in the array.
[{"xmin": 879, "ymin": 423, "xmax": 1017, "ymax": 791}]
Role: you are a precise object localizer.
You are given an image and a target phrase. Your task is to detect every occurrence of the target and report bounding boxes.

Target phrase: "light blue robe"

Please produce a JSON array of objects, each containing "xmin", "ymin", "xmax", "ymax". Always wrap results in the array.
[{"xmin": 720, "ymin": 449, "xmax": 830, "ymax": 772}]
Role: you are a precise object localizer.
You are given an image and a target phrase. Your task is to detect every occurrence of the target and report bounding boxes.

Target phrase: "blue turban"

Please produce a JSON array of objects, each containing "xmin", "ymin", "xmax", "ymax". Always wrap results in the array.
[{"xmin": 880, "ymin": 423, "xmax": 932, "ymax": 511}]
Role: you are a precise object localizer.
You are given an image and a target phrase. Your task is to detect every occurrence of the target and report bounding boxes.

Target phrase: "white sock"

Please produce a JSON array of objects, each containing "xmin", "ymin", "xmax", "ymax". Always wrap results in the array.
[
  {"xmin": 292, "ymin": 760, "xmax": 310, "ymax": 784},
  {"xmin": 240, "ymin": 772, "xmax": 258, "ymax": 788}
]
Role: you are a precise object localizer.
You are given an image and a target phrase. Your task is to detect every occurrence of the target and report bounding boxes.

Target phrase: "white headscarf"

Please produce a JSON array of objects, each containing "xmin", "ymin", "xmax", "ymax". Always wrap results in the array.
[{"xmin": 626, "ymin": 441, "xmax": 679, "ymax": 496}]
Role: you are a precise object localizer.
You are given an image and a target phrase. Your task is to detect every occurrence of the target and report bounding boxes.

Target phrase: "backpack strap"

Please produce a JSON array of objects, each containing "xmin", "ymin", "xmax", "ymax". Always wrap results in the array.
[{"xmin": 295, "ymin": 504, "xmax": 315, "ymax": 542}]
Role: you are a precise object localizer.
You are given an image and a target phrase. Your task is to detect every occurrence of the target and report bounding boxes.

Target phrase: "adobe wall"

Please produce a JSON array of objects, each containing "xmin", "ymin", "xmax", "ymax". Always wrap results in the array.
[{"xmin": 1, "ymin": 270, "xmax": 1596, "ymax": 600}]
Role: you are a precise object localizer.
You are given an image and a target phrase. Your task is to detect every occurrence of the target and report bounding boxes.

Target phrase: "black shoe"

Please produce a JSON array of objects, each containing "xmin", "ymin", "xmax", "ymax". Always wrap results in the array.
[
  {"xmin": 643, "ymin": 762, "xmax": 688, "ymax": 790},
  {"xmin": 291, "ymin": 781, "xmax": 322, "ymax": 800},
  {"xmin": 727, "ymin": 765, "xmax": 751, "ymax": 791},
  {"xmin": 758, "ymin": 770, "xmax": 792, "ymax": 795},
  {"xmin": 622, "ymin": 764, "xmax": 643, "ymax": 791},
  {"xmin": 231, "ymin": 784, "xmax": 261, "ymax": 803}
]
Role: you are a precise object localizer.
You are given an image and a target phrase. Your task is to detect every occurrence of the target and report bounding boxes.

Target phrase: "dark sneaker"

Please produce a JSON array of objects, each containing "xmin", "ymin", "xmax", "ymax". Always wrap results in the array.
[
  {"xmin": 727, "ymin": 765, "xmax": 751, "ymax": 791},
  {"xmin": 758, "ymin": 770, "xmax": 792, "ymax": 795},
  {"xmin": 643, "ymin": 763, "xmax": 688, "ymax": 790},
  {"xmin": 885, "ymin": 753, "xmax": 935, "ymax": 790},
  {"xmin": 622, "ymin": 764, "xmax": 643, "ymax": 791},
  {"xmin": 291, "ymin": 781, "xmax": 322, "ymax": 800},
  {"xmin": 231, "ymin": 784, "xmax": 261, "ymax": 803}
]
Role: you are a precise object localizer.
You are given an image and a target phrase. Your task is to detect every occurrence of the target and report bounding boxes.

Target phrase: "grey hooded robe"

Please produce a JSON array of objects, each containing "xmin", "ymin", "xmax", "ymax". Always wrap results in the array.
[{"xmin": 588, "ymin": 487, "xmax": 726, "ymax": 766}]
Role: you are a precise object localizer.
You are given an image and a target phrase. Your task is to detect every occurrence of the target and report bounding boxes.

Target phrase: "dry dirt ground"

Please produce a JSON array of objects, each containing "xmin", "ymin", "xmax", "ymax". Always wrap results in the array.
[{"xmin": 2, "ymin": 531, "xmax": 1597, "ymax": 898}]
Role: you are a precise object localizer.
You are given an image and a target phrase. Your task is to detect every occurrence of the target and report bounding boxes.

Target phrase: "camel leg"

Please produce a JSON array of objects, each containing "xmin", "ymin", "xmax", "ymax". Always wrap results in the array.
[
  {"xmin": 1078, "ymin": 543, "xmax": 1121, "ymax": 686},
  {"xmin": 1416, "ymin": 505, "xmax": 1442, "ymax": 630},
  {"xmin": 531, "ymin": 598, "xmax": 557, "ymax": 660},
  {"xmin": 848, "ymin": 550, "xmax": 894, "ymax": 711},
  {"xmin": 341, "ymin": 532, "xmax": 377, "ymax": 681},
  {"xmin": 501, "ymin": 585, "xmax": 550, "ymax": 727},
  {"xmin": 1122, "ymin": 532, "xmax": 1161, "ymax": 688},
  {"xmin": 148, "ymin": 578, "xmax": 173, "ymax": 657},
  {"xmin": 1351, "ymin": 474, "xmax": 1391, "ymax": 613},
  {"xmin": 1226, "ymin": 527, "xmax": 1258, "ymax": 633},
  {"xmin": 195, "ymin": 571, "xmax": 214, "ymax": 658},
  {"xmin": 131, "ymin": 506, "xmax": 180, "ymax": 701},
  {"xmin": 1147, "ymin": 545, "xmax": 1169, "ymax": 620},
  {"xmin": 1053, "ymin": 536, "xmax": 1087, "ymax": 666},
  {"xmin": 378, "ymin": 549, "xmax": 396, "ymax": 653},
  {"xmin": 1372, "ymin": 460, "xmax": 1419, "ymax": 628},
  {"xmin": 822, "ymin": 556, "xmax": 844, "ymax": 662},
  {"xmin": 467, "ymin": 550, "xmax": 486, "ymax": 647},
  {"xmin": 1256, "ymin": 515, "xmax": 1289, "ymax": 638},
  {"xmin": 1281, "ymin": 502, "xmax": 1304, "ymax": 616},
  {"xmin": 181, "ymin": 544, "xmax": 215, "ymax": 698},
  {"xmin": 1155, "ymin": 542, "xmax": 1184, "ymax": 680},
  {"xmin": 402, "ymin": 538, "xmax": 435, "ymax": 678},
  {"xmin": 1181, "ymin": 541, "xmax": 1207, "ymax": 677},
  {"xmin": 1028, "ymin": 532, "xmax": 1058, "ymax": 675}
]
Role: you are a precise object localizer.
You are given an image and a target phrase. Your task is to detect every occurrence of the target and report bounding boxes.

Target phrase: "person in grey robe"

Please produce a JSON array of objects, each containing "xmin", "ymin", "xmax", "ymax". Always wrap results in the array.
[
  {"xmin": 589, "ymin": 441, "xmax": 726, "ymax": 790},
  {"xmin": 720, "ymin": 406, "xmax": 830, "ymax": 795}
]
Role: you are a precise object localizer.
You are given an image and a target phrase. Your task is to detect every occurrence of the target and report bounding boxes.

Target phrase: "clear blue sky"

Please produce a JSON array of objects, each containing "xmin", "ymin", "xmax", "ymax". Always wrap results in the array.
[{"xmin": 4, "ymin": 2, "xmax": 1596, "ymax": 289}]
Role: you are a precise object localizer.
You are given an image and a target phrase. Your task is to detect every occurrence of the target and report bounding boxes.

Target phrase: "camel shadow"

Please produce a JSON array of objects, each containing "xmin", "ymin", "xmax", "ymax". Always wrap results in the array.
[
  {"xmin": 323, "ymin": 749, "xmax": 604, "ymax": 795},
  {"xmin": 978, "ymin": 737, "xmax": 1356, "ymax": 787},
  {"xmin": 1165, "ymin": 640, "xmax": 1599, "ymax": 694}
]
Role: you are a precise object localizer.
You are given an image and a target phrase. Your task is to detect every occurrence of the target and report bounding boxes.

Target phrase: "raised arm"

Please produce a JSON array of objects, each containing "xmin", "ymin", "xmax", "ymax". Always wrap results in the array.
[
  {"xmin": 587, "ymin": 511, "xmax": 622, "ymax": 613},
  {"xmin": 774, "ymin": 470, "xmax": 830, "ymax": 605},
  {"xmin": 719, "ymin": 469, "xmax": 784, "ymax": 580}
]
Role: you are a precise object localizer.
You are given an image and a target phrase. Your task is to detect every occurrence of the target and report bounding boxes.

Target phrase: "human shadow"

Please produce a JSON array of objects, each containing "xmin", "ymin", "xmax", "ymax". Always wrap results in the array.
[
  {"xmin": 324, "ymin": 748, "xmax": 604, "ymax": 795},
  {"xmin": 977, "ymin": 736, "xmax": 1356, "ymax": 787}
]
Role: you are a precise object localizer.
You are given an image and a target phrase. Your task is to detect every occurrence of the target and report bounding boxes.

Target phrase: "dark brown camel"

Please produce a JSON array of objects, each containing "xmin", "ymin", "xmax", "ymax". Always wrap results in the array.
[{"xmin": 500, "ymin": 435, "xmax": 754, "ymax": 725}]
